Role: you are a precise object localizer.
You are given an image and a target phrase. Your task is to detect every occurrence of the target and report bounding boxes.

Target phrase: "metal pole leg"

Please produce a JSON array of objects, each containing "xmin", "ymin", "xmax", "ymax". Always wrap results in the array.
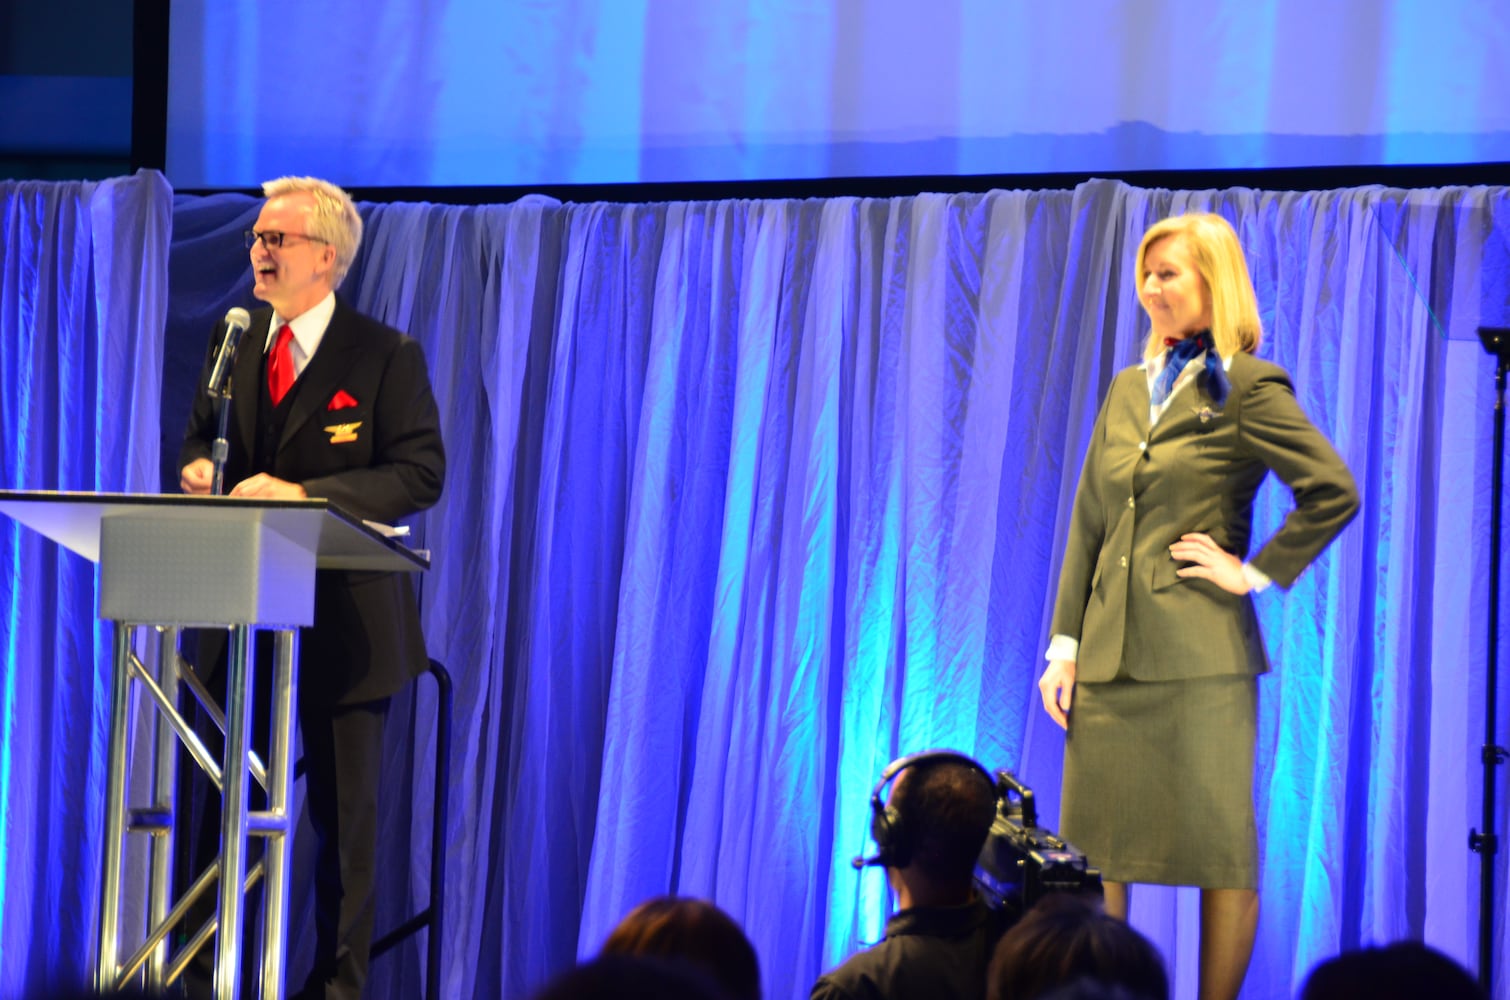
[
  {"xmin": 216, "ymin": 624, "xmax": 255, "ymax": 1000},
  {"xmin": 145, "ymin": 626, "xmax": 181, "ymax": 992},
  {"xmin": 94, "ymin": 622, "xmax": 135, "ymax": 993},
  {"xmin": 260, "ymin": 628, "xmax": 299, "ymax": 1000}
]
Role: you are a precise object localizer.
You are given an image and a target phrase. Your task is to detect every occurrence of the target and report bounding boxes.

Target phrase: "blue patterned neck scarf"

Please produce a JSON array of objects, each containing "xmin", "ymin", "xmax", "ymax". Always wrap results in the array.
[{"xmin": 1151, "ymin": 329, "xmax": 1228, "ymax": 408}]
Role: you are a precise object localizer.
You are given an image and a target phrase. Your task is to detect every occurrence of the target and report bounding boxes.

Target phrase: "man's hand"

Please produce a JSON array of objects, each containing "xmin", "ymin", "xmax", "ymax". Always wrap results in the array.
[
  {"xmin": 228, "ymin": 473, "xmax": 307, "ymax": 500},
  {"xmin": 180, "ymin": 458, "xmax": 214, "ymax": 495},
  {"xmin": 1039, "ymin": 658, "xmax": 1077, "ymax": 730},
  {"xmin": 1169, "ymin": 532, "xmax": 1251, "ymax": 594}
]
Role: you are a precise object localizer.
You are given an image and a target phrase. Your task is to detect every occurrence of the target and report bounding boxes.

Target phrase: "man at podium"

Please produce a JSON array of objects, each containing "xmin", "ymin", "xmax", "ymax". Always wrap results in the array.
[{"xmin": 178, "ymin": 175, "xmax": 445, "ymax": 998}]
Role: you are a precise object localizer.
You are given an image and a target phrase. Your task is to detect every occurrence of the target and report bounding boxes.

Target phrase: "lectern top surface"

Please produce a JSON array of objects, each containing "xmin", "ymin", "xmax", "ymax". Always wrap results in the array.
[{"xmin": 0, "ymin": 490, "xmax": 429, "ymax": 572}]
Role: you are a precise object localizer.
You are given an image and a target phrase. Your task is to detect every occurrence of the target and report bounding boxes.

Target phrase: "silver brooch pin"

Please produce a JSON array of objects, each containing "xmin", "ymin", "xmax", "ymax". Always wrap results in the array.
[{"xmin": 1193, "ymin": 405, "xmax": 1221, "ymax": 424}]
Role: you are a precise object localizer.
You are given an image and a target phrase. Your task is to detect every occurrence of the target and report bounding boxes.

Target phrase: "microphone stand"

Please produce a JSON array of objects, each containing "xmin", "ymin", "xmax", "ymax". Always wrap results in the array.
[
  {"xmin": 205, "ymin": 309, "xmax": 249, "ymax": 496},
  {"xmin": 211, "ymin": 398, "xmax": 232, "ymax": 496},
  {"xmin": 1470, "ymin": 325, "xmax": 1510, "ymax": 993},
  {"xmin": 206, "ymin": 341, "xmax": 238, "ymax": 498}
]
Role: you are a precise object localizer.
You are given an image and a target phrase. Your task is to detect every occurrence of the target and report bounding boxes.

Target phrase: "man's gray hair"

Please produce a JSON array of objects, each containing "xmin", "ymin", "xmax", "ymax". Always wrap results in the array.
[{"xmin": 261, "ymin": 176, "xmax": 364, "ymax": 285}]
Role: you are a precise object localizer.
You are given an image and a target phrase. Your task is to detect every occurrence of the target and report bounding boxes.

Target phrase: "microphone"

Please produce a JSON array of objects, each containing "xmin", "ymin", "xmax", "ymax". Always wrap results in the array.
[
  {"xmin": 207, "ymin": 307, "xmax": 252, "ymax": 396},
  {"xmin": 851, "ymin": 853, "xmax": 883, "ymax": 870}
]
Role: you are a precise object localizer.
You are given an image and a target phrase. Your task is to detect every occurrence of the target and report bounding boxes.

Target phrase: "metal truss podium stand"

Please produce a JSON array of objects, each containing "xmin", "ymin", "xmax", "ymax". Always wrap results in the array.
[{"xmin": 0, "ymin": 491, "xmax": 430, "ymax": 1000}]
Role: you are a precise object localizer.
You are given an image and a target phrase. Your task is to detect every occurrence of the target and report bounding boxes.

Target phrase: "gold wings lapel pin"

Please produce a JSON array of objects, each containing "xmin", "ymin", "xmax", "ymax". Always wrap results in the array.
[
  {"xmin": 324, "ymin": 421, "xmax": 363, "ymax": 444},
  {"xmin": 1190, "ymin": 404, "xmax": 1222, "ymax": 425}
]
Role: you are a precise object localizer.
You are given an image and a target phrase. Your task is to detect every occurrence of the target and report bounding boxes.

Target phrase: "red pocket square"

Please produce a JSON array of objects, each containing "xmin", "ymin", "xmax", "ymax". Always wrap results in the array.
[{"xmin": 328, "ymin": 390, "xmax": 359, "ymax": 410}]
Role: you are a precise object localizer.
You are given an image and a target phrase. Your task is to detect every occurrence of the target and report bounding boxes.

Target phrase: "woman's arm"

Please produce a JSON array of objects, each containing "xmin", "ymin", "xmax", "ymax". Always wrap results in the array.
[{"xmin": 1236, "ymin": 366, "xmax": 1360, "ymax": 587}]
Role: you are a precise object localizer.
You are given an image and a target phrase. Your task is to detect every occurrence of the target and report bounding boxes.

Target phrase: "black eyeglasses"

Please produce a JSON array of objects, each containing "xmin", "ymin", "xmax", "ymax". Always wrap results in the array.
[{"xmin": 244, "ymin": 229, "xmax": 330, "ymax": 250}]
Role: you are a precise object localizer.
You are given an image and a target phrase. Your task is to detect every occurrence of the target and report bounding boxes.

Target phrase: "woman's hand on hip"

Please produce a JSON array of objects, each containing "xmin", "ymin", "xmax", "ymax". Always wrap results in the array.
[
  {"xmin": 1169, "ymin": 532, "xmax": 1251, "ymax": 594},
  {"xmin": 1039, "ymin": 659, "xmax": 1076, "ymax": 730}
]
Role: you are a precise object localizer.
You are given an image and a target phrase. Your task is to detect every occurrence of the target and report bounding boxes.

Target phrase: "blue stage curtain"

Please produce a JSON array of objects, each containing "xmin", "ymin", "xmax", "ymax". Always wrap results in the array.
[
  {"xmin": 4, "ymin": 178, "xmax": 1509, "ymax": 999},
  {"xmin": 0, "ymin": 170, "xmax": 172, "ymax": 996}
]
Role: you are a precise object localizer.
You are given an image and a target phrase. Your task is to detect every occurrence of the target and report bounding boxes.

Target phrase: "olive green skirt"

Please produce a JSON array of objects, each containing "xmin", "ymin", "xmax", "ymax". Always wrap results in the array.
[{"xmin": 1060, "ymin": 673, "xmax": 1258, "ymax": 889}]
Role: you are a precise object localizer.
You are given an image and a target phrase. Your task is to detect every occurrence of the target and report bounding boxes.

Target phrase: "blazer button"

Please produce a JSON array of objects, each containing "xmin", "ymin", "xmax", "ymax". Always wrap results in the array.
[
  {"xmin": 1127, "ymin": 497, "xmax": 1135, "ymax": 509},
  {"xmin": 1137, "ymin": 441, "xmax": 1147, "ymax": 451},
  {"xmin": 1119, "ymin": 556, "xmax": 1128, "ymax": 568}
]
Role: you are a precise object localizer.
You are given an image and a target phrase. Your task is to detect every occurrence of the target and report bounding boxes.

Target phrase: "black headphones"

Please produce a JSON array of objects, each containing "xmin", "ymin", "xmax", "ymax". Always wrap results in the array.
[{"xmin": 851, "ymin": 749, "xmax": 994, "ymax": 870}]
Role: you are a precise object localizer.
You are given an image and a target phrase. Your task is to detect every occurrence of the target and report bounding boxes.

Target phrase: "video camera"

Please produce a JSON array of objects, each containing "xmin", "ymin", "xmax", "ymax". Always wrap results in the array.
[{"xmin": 973, "ymin": 769, "xmax": 1102, "ymax": 920}]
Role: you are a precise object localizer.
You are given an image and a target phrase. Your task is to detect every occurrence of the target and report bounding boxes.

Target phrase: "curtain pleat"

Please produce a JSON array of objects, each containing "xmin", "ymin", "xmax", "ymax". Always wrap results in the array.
[{"xmin": 0, "ymin": 170, "xmax": 172, "ymax": 997}]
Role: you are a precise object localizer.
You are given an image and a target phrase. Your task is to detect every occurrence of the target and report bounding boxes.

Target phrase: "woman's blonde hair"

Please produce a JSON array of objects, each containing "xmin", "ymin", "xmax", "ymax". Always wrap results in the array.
[
  {"xmin": 1136, "ymin": 212, "xmax": 1262, "ymax": 362},
  {"xmin": 261, "ymin": 176, "xmax": 364, "ymax": 285}
]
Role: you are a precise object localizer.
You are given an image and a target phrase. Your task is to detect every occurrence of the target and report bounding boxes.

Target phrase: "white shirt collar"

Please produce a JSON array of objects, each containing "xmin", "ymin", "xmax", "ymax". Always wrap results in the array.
[
  {"xmin": 266, "ymin": 291, "xmax": 337, "ymax": 371},
  {"xmin": 1144, "ymin": 346, "xmax": 1236, "ymax": 423},
  {"xmin": 1144, "ymin": 345, "xmax": 1236, "ymax": 383}
]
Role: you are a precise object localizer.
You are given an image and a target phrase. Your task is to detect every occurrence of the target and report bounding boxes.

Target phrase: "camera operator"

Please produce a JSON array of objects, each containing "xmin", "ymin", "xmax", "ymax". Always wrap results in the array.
[{"xmin": 811, "ymin": 751, "xmax": 1004, "ymax": 1000}]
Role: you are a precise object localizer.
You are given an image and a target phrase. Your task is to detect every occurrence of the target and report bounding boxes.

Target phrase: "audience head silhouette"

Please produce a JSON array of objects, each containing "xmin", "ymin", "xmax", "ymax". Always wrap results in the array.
[
  {"xmin": 987, "ymin": 894, "xmax": 1167, "ymax": 1000},
  {"xmin": 1299, "ymin": 940, "xmax": 1485, "ymax": 1000},
  {"xmin": 531, "ymin": 953, "xmax": 733, "ymax": 1000},
  {"xmin": 599, "ymin": 895, "xmax": 761, "ymax": 1000},
  {"xmin": 878, "ymin": 752, "xmax": 998, "ymax": 898},
  {"xmin": 1033, "ymin": 981, "xmax": 1166, "ymax": 1000}
]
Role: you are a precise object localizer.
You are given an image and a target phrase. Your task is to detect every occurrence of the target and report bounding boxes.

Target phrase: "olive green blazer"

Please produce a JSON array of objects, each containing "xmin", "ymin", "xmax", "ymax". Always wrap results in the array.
[{"xmin": 1050, "ymin": 352, "xmax": 1359, "ymax": 682}]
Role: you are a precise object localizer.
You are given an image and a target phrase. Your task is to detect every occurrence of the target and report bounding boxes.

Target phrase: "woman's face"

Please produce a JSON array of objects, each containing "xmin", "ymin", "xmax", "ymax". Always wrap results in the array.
[{"xmin": 1140, "ymin": 233, "xmax": 1212, "ymax": 341}]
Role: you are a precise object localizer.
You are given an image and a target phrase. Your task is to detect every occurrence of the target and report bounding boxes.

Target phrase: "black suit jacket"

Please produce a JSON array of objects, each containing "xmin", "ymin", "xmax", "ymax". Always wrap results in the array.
[
  {"xmin": 180, "ymin": 298, "xmax": 446, "ymax": 704},
  {"xmin": 1050, "ymin": 352, "xmax": 1358, "ymax": 683}
]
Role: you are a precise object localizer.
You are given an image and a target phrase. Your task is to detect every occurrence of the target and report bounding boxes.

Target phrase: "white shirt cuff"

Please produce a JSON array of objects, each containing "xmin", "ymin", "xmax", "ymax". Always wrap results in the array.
[
  {"xmin": 1241, "ymin": 562, "xmax": 1272, "ymax": 593},
  {"xmin": 1045, "ymin": 634, "xmax": 1079, "ymax": 662}
]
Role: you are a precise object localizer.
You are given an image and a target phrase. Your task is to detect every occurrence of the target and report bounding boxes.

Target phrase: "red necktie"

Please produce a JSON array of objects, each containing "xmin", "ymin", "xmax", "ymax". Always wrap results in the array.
[{"xmin": 268, "ymin": 324, "xmax": 296, "ymax": 405}]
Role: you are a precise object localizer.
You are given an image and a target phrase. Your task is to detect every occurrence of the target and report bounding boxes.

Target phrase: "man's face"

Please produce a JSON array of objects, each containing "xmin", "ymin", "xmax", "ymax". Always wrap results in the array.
[{"xmin": 249, "ymin": 192, "xmax": 337, "ymax": 317}]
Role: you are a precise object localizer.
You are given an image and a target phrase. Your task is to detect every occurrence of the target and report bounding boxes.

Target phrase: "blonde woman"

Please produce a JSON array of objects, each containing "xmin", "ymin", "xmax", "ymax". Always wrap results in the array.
[{"xmin": 1039, "ymin": 213, "xmax": 1358, "ymax": 1000}]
